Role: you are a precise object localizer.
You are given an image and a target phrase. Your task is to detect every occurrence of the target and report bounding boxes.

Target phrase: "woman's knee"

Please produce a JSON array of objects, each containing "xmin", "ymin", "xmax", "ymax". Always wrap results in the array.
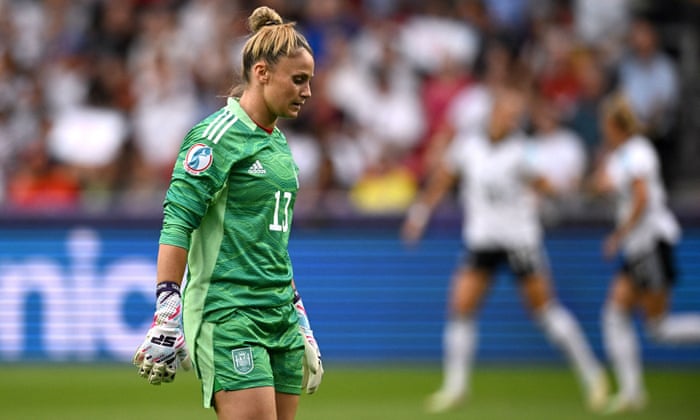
[
  {"xmin": 607, "ymin": 275, "xmax": 637, "ymax": 310},
  {"xmin": 519, "ymin": 274, "xmax": 553, "ymax": 312},
  {"xmin": 449, "ymin": 269, "xmax": 490, "ymax": 315}
]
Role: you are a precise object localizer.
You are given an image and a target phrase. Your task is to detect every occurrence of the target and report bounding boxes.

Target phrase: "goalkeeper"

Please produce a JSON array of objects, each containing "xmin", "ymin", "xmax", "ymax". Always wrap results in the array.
[{"xmin": 133, "ymin": 6, "xmax": 322, "ymax": 419}]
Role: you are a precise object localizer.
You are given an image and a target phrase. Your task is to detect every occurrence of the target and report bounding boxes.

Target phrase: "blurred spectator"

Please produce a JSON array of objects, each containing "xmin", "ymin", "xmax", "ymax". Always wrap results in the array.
[
  {"xmin": 129, "ymin": 47, "xmax": 199, "ymax": 193},
  {"xmin": 5, "ymin": 0, "xmax": 45, "ymax": 69},
  {"xmin": 0, "ymin": 51, "xmax": 43, "ymax": 172},
  {"xmin": 574, "ymin": 0, "xmax": 630, "ymax": 63},
  {"xmin": 119, "ymin": 3, "xmax": 199, "ymax": 208},
  {"xmin": 6, "ymin": 137, "xmax": 81, "ymax": 212},
  {"xmin": 326, "ymin": 22, "xmax": 424, "ymax": 183},
  {"xmin": 41, "ymin": 47, "xmax": 89, "ymax": 114},
  {"xmin": 327, "ymin": 18, "xmax": 418, "ymax": 121},
  {"xmin": 85, "ymin": 0, "xmax": 136, "ymax": 59},
  {"xmin": 354, "ymin": 53, "xmax": 425, "ymax": 165},
  {"xmin": 482, "ymin": 0, "xmax": 530, "ymax": 37},
  {"xmin": 531, "ymin": 94, "xmax": 587, "ymax": 194},
  {"xmin": 618, "ymin": 16, "xmax": 679, "ymax": 186},
  {"xmin": 569, "ymin": 48, "xmax": 611, "ymax": 159},
  {"xmin": 0, "ymin": 0, "xmax": 694, "ymax": 219},
  {"xmin": 178, "ymin": 0, "xmax": 240, "ymax": 113},
  {"xmin": 346, "ymin": 49, "xmax": 425, "ymax": 214},
  {"xmin": 405, "ymin": 53, "xmax": 472, "ymax": 180},
  {"xmin": 41, "ymin": 1, "xmax": 91, "ymax": 112},
  {"xmin": 398, "ymin": 5, "xmax": 479, "ymax": 76},
  {"xmin": 46, "ymin": 71, "xmax": 129, "ymax": 212},
  {"xmin": 323, "ymin": 112, "xmax": 367, "ymax": 192},
  {"xmin": 323, "ymin": 17, "xmax": 424, "ymax": 214},
  {"xmin": 530, "ymin": 24, "xmax": 581, "ymax": 117},
  {"xmin": 619, "ymin": 17, "xmax": 679, "ymax": 138},
  {"xmin": 455, "ymin": 0, "xmax": 495, "ymax": 37}
]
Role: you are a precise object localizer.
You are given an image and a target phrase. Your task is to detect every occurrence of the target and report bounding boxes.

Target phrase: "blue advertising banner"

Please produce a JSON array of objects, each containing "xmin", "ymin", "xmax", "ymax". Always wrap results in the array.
[{"xmin": 0, "ymin": 221, "xmax": 698, "ymax": 364}]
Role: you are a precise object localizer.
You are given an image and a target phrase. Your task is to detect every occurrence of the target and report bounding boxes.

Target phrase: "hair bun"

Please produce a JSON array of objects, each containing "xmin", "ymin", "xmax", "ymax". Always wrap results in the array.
[{"xmin": 248, "ymin": 6, "xmax": 283, "ymax": 33}]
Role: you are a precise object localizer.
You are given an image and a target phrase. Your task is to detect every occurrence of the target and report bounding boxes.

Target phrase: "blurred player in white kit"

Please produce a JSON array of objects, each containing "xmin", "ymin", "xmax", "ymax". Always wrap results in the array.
[
  {"xmin": 591, "ymin": 94, "xmax": 700, "ymax": 413},
  {"xmin": 402, "ymin": 87, "xmax": 608, "ymax": 413}
]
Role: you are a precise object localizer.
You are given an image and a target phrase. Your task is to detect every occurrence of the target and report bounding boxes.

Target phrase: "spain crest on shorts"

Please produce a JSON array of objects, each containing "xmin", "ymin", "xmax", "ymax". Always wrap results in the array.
[{"xmin": 232, "ymin": 347, "xmax": 254, "ymax": 375}]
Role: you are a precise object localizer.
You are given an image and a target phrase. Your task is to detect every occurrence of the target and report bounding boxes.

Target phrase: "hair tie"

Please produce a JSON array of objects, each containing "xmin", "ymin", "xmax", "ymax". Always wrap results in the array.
[{"xmin": 264, "ymin": 20, "xmax": 278, "ymax": 26}]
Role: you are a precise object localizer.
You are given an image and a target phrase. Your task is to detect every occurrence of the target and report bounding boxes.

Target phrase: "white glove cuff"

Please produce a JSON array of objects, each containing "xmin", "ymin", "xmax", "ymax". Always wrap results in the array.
[{"xmin": 155, "ymin": 281, "xmax": 182, "ymax": 326}]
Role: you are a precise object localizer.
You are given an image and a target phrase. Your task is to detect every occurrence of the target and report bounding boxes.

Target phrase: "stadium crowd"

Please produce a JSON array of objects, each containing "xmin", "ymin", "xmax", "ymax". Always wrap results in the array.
[{"xmin": 0, "ymin": 0, "xmax": 696, "ymax": 219}]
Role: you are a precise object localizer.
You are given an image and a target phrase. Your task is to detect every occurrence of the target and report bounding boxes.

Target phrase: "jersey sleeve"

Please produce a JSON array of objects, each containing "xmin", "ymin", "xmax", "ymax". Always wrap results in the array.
[
  {"xmin": 622, "ymin": 140, "xmax": 656, "ymax": 181},
  {"xmin": 159, "ymin": 128, "xmax": 236, "ymax": 250}
]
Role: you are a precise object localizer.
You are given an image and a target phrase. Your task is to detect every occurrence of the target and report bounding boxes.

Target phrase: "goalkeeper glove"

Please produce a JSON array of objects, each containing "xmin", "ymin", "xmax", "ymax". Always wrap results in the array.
[
  {"xmin": 133, "ymin": 281, "xmax": 191, "ymax": 385},
  {"xmin": 294, "ymin": 290, "xmax": 323, "ymax": 394}
]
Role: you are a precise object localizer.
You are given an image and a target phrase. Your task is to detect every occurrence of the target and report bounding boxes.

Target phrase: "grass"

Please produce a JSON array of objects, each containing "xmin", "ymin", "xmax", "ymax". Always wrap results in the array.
[{"xmin": 1, "ymin": 363, "xmax": 699, "ymax": 419}]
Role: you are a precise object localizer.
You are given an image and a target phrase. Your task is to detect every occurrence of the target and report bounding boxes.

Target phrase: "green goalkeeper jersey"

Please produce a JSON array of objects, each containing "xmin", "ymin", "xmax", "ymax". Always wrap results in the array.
[{"xmin": 160, "ymin": 97, "xmax": 299, "ymax": 323}]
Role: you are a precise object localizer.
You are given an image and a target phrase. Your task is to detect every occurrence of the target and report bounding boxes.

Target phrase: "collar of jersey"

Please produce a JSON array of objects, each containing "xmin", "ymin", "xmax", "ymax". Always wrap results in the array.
[{"xmin": 226, "ymin": 97, "xmax": 279, "ymax": 135}]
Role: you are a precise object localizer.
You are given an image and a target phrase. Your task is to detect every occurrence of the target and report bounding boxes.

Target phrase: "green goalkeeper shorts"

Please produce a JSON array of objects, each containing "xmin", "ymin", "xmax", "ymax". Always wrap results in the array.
[{"xmin": 193, "ymin": 303, "xmax": 304, "ymax": 407}]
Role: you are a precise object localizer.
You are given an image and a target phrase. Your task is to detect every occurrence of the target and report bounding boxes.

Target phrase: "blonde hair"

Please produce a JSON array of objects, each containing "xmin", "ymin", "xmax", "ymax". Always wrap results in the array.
[
  {"xmin": 601, "ymin": 92, "xmax": 640, "ymax": 136},
  {"xmin": 230, "ymin": 6, "xmax": 312, "ymax": 96}
]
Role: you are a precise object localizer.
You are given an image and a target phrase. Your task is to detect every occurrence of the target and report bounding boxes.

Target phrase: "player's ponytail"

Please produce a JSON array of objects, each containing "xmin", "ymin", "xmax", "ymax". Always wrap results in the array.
[{"xmin": 229, "ymin": 6, "xmax": 312, "ymax": 97}]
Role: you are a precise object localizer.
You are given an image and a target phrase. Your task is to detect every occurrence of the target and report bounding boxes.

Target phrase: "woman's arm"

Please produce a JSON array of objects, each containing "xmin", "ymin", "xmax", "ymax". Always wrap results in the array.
[
  {"xmin": 401, "ymin": 165, "xmax": 457, "ymax": 244},
  {"xmin": 531, "ymin": 174, "xmax": 558, "ymax": 197},
  {"xmin": 156, "ymin": 243, "xmax": 189, "ymax": 285},
  {"xmin": 587, "ymin": 153, "xmax": 615, "ymax": 196},
  {"xmin": 133, "ymin": 243, "xmax": 191, "ymax": 384},
  {"xmin": 604, "ymin": 177, "xmax": 648, "ymax": 258}
]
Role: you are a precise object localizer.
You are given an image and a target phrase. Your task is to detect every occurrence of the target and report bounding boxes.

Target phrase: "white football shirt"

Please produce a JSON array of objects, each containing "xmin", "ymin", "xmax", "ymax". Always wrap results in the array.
[
  {"xmin": 445, "ymin": 131, "xmax": 541, "ymax": 249},
  {"xmin": 605, "ymin": 135, "xmax": 680, "ymax": 257}
]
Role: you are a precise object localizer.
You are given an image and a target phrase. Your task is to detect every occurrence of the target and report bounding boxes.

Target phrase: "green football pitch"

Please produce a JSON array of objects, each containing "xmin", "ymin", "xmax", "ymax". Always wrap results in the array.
[{"xmin": 2, "ymin": 363, "xmax": 698, "ymax": 419}]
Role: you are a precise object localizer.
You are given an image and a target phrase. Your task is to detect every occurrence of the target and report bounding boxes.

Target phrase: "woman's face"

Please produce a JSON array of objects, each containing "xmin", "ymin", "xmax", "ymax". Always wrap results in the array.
[
  {"xmin": 602, "ymin": 114, "xmax": 625, "ymax": 148},
  {"xmin": 263, "ymin": 49, "xmax": 314, "ymax": 120},
  {"xmin": 488, "ymin": 90, "xmax": 525, "ymax": 141}
]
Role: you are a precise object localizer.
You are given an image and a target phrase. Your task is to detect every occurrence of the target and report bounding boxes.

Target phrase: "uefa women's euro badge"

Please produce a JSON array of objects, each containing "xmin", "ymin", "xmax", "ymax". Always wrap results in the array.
[{"xmin": 184, "ymin": 143, "xmax": 213, "ymax": 175}]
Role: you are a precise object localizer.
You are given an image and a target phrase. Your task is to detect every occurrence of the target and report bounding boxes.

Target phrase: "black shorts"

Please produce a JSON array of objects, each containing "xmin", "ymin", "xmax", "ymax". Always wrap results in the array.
[
  {"xmin": 459, "ymin": 246, "xmax": 547, "ymax": 280},
  {"xmin": 621, "ymin": 240, "xmax": 677, "ymax": 290}
]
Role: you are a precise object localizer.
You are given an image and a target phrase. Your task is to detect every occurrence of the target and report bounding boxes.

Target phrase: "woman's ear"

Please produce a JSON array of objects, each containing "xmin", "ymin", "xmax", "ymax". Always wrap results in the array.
[{"xmin": 252, "ymin": 61, "xmax": 269, "ymax": 84}]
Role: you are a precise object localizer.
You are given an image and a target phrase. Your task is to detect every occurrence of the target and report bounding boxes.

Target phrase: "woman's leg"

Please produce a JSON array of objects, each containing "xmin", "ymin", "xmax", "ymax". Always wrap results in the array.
[
  {"xmin": 275, "ymin": 392, "xmax": 300, "ymax": 420},
  {"xmin": 427, "ymin": 268, "xmax": 491, "ymax": 412},
  {"xmin": 521, "ymin": 272, "xmax": 607, "ymax": 410},
  {"xmin": 602, "ymin": 274, "xmax": 646, "ymax": 410},
  {"xmin": 214, "ymin": 387, "xmax": 278, "ymax": 420},
  {"xmin": 640, "ymin": 289, "xmax": 700, "ymax": 344}
]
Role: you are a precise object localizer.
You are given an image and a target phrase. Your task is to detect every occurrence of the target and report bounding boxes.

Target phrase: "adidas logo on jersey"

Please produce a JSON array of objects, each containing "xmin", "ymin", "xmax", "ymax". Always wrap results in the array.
[{"xmin": 248, "ymin": 160, "xmax": 266, "ymax": 175}]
